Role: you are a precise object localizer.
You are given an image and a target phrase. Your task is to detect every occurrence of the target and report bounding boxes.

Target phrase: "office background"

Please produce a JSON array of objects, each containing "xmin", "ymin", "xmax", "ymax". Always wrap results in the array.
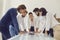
[{"xmin": 0, "ymin": 0, "xmax": 60, "ymax": 20}]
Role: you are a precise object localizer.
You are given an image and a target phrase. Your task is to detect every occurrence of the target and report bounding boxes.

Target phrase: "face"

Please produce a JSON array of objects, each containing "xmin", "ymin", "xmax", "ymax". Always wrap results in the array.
[
  {"xmin": 19, "ymin": 9, "xmax": 27, "ymax": 17},
  {"xmin": 29, "ymin": 14, "xmax": 33, "ymax": 19},
  {"xmin": 35, "ymin": 11, "xmax": 39, "ymax": 16},
  {"xmin": 39, "ymin": 11, "xmax": 42, "ymax": 16},
  {"xmin": 35, "ymin": 12, "xmax": 39, "ymax": 15}
]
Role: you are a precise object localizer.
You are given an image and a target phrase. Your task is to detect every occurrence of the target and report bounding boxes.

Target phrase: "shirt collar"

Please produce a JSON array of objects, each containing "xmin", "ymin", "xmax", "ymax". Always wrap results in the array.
[{"xmin": 17, "ymin": 11, "xmax": 20, "ymax": 15}]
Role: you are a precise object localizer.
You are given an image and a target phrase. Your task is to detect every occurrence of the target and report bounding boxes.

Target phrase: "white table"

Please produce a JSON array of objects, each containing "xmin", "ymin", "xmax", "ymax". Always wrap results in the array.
[{"xmin": 8, "ymin": 33, "xmax": 55, "ymax": 40}]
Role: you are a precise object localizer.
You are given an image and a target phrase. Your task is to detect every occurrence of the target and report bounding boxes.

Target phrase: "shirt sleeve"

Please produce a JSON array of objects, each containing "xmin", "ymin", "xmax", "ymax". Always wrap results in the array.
[
  {"xmin": 38, "ymin": 18, "xmax": 46, "ymax": 31},
  {"xmin": 24, "ymin": 14, "xmax": 29, "ymax": 32},
  {"xmin": 45, "ymin": 13, "xmax": 51, "ymax": 31},
  {"xmin": 35, "ymin": 18, "xmax": 39, "ymax": 28},
  {"xmin": 17, "ymin": 15, "xmax": 24, "ymax": 31}
]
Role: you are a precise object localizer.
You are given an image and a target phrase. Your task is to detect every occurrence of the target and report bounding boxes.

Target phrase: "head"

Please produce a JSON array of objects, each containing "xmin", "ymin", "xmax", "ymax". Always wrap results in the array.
[
  {"xmin": 33, "ymin": 8, "xmax": 40, "ymax": 16},
  {"xmin": 29, "ymin": 12, "xmax": 33, "ymax": 19},
  {"xmin": 17, "ymin": 4, "xmax": 27, "ymax": 17},
  {"xmin": 39, "ymin": 7, "xmax": 47, "ymax": 16}
]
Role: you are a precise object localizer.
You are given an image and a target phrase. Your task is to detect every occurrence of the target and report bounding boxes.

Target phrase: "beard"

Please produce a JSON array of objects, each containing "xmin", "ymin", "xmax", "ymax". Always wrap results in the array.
[{"xmin": 21, "ymin": 13, "xmax": 27, "ymax": 17}]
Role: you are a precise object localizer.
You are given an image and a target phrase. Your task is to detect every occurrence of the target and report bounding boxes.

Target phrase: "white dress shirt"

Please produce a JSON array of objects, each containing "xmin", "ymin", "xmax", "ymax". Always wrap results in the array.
[
  {"xmin": 39, "ymin": 16, "xmax": 46, "ymax": 31},
  {"xmin": 28, "ymin": 17, "xmax": 36, "ymax": 29},
  {"xmin": 45, "ymin": 12, "xmax": 59, "ymax": 31},
  {"xmin": 35, "ymin": 16, "xmax": 46, "ymax": 32},
  {"xmin": 17, "ymin": 13, "xmax": 29, "ymax": 31}
]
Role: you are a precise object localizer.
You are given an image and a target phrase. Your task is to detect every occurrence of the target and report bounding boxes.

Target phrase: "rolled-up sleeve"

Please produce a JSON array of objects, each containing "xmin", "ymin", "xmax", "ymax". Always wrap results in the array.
[
  {"xmin": 17, "ymin": 15, "xmax": 24, "ymax": 31},
  {"xmin": 45, "ymin": 13, "xmax": 51, "ymax": 31}
]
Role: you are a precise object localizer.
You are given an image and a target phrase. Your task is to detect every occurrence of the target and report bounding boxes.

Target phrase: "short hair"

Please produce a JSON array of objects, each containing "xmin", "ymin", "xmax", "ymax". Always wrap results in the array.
[
  {"xmin": 17, "ymin": 4, "xmax": 26, "ymax": 12},
  {"xmin": 33, "ymin": 8, "xmax": 39, "ymax": 12},
  {"xmin": 29, "ymin": 12, "xmax": 33, "ymax": 15},
  {"xmin": 39, "ymin": 7, "xmax": 47, "ymax": 16}
]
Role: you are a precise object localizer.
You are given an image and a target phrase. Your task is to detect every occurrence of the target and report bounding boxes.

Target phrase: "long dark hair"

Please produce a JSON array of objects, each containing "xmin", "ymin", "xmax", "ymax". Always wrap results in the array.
[{"xmin": 39, "ymin": 7, "xmax": 47, "ymax": 16}]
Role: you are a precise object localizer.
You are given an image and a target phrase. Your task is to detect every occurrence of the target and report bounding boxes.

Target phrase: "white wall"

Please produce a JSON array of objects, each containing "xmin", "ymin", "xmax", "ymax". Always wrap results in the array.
[
  {"xmin": 1, "ymin": 0, "xmax": 60, "ymax": 18},
  {"xmin": 0, "ymin": 0, "xmax": 4, "ymax": 20},
  {"xmin": 0, "ymin": 0, "xmax": 60, "ymax": 39},
  {"xmin": 0, "ymin": 0, "xmax": 12, "ymax": 20}
]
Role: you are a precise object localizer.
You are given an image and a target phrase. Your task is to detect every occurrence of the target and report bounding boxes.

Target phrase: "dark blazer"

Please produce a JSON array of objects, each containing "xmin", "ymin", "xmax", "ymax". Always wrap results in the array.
[{"xmin": 0, "ymin": 8, "xmax": 20, "ymax": 40}]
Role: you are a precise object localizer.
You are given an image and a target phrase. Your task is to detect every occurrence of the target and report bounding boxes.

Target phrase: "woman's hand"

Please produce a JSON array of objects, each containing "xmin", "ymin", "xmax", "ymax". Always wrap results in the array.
[
  {"xmin": 45, "ymin": 31, "xmax": 48, "ymax": 36},
  {"xmin": 20, "ymin": 31, "xmax": 24, "ymax": 34},
  {"xmin": 35, "ymin": 28, "xmax": 41, "ymax": 33}
]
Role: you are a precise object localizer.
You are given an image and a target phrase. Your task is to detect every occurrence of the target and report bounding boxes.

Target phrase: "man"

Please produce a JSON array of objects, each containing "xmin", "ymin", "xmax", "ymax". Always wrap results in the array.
[
  {"xmin": 17, "ymin": 5, "xmax": 29, "ymax": 34},
  {"xmin": 0, "ymin": 4, "xmax": 26, "ymax": 40},
  {"xmin": 0, "ymin": 8, "xmax": 19, "ymax": 40}
]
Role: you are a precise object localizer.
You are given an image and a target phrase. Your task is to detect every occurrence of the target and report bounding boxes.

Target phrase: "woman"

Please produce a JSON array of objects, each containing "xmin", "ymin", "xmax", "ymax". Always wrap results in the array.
[
  {"xmin": 39, "ymin": 7, "xmax": 54, "ymax": 37},
  {"xmin": 28, "ymin": 12, "xmax": 36, "ymax": 34},
  {"xmin": 33, "ymin": 8, "xmax": 40, "ymax": 33},
  {"xmin": 33, "ymin": 8, "xmax": 45, "ymax": 33}
]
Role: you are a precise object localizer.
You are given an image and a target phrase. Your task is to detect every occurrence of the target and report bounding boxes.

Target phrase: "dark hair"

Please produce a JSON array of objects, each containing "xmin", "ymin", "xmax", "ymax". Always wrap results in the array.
[
  {"xmin": 17, "ymin": 4, "xmax": 26, "ymax": 12},
  {"xmin": 29, "ymin": 12, "xmax": 33, "ymax": 15},
  {"xmin": 33, "ymin": 8, "xmax": 39, "ymax": 12},
  {"xmin": 39, "ymin": 7, "xmax": 47, "ymax": 16}
]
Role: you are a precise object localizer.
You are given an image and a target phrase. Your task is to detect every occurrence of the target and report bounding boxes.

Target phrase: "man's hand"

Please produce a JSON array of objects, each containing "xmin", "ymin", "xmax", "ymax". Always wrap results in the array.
[{"xmin": 20, "ymin": 31, "xmax": 25, "ymax": 34}]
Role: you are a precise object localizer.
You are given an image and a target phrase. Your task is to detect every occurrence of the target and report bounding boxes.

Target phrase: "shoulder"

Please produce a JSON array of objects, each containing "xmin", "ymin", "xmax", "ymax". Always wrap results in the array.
[
  {"xmin": 7, "ymin": 8, "xmax": 17, "ymax": 13},
  {"xmin": 8, "ymin": 8, "xmax": 18, "ymax": 16},
  {"xmin": 9, "ymin": 8, "xmax": 17, "ymax": 11}
]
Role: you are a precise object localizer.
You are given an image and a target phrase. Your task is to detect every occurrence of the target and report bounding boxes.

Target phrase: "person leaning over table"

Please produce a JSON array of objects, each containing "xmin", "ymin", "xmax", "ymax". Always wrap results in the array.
[
  {"xmin": 33, "ymin": 8, "xmax": 40, "ymax": 33},
  {"xmin": 36, "ymin": 8, "xmax": 47, "ymax": 33},
  {"xmin": 39, "ymin": 7, "xmax": 54, "ymax": 37},
  {"xmin": 33, "ymin": 7, "xmax": 47, "ymax": 33},
  {"xmin": 17, "ymin": 4, "xmax": 29, "ymax": 34},
  {"xmin": 28, "ymin": 12, "xmax": 36, "ymax": 33},
  {"xmin": 0, "ymin": 4, "xmax": 26, "ymax": 40}
]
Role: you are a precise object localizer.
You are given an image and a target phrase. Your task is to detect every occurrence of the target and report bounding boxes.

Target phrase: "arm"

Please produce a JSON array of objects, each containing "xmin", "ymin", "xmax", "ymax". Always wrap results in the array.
[
  {"xmin": 35, "ymin": 19, "xmax": 39, "ymax": 32},
  {"xmin": 10, "ymin": 8, "xmax": 20, "ymax": 34},
  {"xmin": 24, "ymin": 14, "xmax": 29, "ymax": 32},
  {"xmin": 45, "ymin": 14, "xmax": 51, "ymax": 35},
  {"xmin": 17, "ymin": 15, "xmax": 24, "ymax": 31},
  {"xmin": 38, "ymin": 20, "xmax": 46, "ymax": 33}
]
